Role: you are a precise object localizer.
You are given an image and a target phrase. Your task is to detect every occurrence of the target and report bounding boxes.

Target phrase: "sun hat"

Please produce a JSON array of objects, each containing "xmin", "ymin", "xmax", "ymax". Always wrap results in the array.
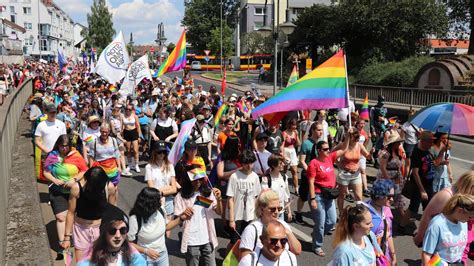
[
  {"xmin": 87, "ymin": 115, "xmax": 101, "ymax": 125},
  {"xmin": 383, "ymin": 134, "xmax": 404, "ymax": 146}
]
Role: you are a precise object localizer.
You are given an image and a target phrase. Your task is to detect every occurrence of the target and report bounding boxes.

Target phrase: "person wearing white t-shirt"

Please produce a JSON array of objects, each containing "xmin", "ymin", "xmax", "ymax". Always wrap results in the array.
[
  {"xmin": 81, "ymin": 115, "xmax": 101, "ymax": 160},
  {"xmin": 239, "ymin": 221, "xmax": 297, "ymax": 266},
  {"xmin": 239, "ymin": 190, "xmax": 301, "ymax": 259},
  {"xmin": 253, "ymin": 133, "xmax": 272, "ymax": 176},
  {"xmin": 34, "ymin": 103, "xmax": 67, "ymax": 153},
  {"xmin": 227, "ymin": 150, "xmax": 262, "ymax": 245},
  {"xmin": 261, "ymin": 155, "xmax": 291, "ymax": 221}
]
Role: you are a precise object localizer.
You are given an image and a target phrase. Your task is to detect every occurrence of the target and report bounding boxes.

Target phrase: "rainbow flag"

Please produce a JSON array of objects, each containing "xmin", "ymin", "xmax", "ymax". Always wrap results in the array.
[
  {"xmin": 64, "ymin": 249, "xmax": 73, "ymax": 266},
  {"xmin": 168, "ymin": 118, "xmax": 197, "ymax": 165},
  {"xmin": 263, "ymin": 111, "xmax": 288, "ymax": 126},
  {"xmin": 93, "ymin": 158, "xmax": 120, "ymax": 185},
  {"xmin": 109, "ymin": 84, "xmax": 118, "ymax": 93},
  {"xmin": 222, "ymin": 239, "xmax": 241, "ymax": 266},
  {"xmin": 426, "ymin": 254, "xmax": 446, "ymax": 266},
  {"xmin": 252, "ymin": 50, "xmax": 348, "ymax": 119},
  {"xmin": 287, "ymin": 65, "xmax": 299, "ymax": 86},
  {"xmin": 153, "ymin": 30, "xmax": 186, "ymax": 77},
  {"xmin": 194, "ymin": 195, "xmax": 213, "ymax": 208},
  {"xmin": 44, "ymin": 150, "xmax": 88, "ymax": 193},
  {"xmin": 187, "ymin": 157, "xmax": 207, "ymax": 181},
  {"xmin": 84, "ymin": 135, "xmax": 94, "ymax": 144},
  {"xmin": 214, "ymin": 104, "xmax": 228, "ymax": 128},
  {"xmin": 359, "ymin": 93, "xmax": 369, "ymax": 121}
]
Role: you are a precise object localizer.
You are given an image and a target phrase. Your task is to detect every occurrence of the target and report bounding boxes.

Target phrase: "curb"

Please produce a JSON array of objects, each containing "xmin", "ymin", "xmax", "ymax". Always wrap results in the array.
[{"xmin": 197, "ymin": 74, "xmax": 275, "ymax": 96}]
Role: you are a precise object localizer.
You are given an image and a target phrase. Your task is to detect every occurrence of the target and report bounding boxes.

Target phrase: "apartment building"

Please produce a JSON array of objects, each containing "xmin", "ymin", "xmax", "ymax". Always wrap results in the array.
[{"xmin": 2, "ymin": 0, "xmax": 76, "ymax": 61}]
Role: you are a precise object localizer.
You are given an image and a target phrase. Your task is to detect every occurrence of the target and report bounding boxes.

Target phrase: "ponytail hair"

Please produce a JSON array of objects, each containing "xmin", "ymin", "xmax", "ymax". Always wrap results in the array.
[
  {"xmin": 441, "ymin": 194, "xmax": 474, "ymax": 216},
  {"xmin": 333, "ymin": 204, "xmax": 369, "ymax": 248}
]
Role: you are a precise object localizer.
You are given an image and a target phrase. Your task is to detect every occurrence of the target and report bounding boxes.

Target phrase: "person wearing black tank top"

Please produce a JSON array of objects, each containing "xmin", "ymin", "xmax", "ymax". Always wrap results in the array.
[{"xmin": 61, "ymin": 167, "xmax": 116, "ymax": 263}]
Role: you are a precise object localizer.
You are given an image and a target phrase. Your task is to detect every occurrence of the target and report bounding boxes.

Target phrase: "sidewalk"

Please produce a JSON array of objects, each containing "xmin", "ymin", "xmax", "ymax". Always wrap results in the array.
[{"xmin": 5, "ymin": 113, "xmax": 52, "ymax": 265}]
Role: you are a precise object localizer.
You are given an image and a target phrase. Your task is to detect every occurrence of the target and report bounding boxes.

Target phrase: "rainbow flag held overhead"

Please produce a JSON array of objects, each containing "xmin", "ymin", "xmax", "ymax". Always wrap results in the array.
[
  {"xmin": 252, "ymin": 50, "xmax": 348, "ymax": 120},
  {"xmin": 359, "ymin": 93, "xmax": 369, "ymax": 121},
  {"xmin": 194, "ymin": 195, "xmax": 213, "ymax": 208},
  {"xmin": 109, "ymin": 84, "xmax": 118, "ymax": 93},
  {"xmin": 287, "ymin": 65, "xmax": 299, "ymax": 86},
  {"xmin": 187, "ymin": 157, "xmax": 207, "ymax": 181},
  {"xmin": 153, "ymin": 30, "xmax": 187, "ymax": 77},
  {"xmin": 222, "ymin": 239, "xmax": 241, "ymax": 266},
  {"xmin": 214, "ymin": 104, "xmax": 229, "ymax": 128},
  {"xmin": 168, "ymin": 118, "xmax": 196, "ymax": 165}
]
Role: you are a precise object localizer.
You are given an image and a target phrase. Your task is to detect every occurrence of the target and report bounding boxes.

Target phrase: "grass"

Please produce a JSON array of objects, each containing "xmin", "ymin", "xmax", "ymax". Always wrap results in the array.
[{"xmin": 202, "ymin": 71, "xmax": 257, "ymax": 82}]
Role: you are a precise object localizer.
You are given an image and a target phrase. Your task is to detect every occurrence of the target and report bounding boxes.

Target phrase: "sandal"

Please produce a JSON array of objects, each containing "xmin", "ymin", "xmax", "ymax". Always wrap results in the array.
[{"xmin": 313, "ymin": 248, "xmax": 325, "ymax": 257}]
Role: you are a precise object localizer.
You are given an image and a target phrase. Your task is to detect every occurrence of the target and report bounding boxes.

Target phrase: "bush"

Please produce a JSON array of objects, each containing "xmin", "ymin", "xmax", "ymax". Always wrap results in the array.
[{"xmin": 354, "ymin": 56, "xmax": 434, "ymax": 87}]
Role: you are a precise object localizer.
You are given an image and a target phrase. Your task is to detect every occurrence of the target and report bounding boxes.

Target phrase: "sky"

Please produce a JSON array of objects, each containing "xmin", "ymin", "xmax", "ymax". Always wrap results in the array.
[{"xmin": 55, "ymin": 0, "xmax": 185, "ymax": 45}]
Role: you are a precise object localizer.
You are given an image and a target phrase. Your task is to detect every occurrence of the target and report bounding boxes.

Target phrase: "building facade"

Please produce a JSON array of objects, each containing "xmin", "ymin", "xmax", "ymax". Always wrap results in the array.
[{"xmin": 1, "ymin": 0, "xmax": 76, "ymax": 61}]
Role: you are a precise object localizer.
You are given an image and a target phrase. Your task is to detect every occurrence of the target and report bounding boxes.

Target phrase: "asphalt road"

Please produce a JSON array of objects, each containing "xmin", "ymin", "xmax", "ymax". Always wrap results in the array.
[{"xmin": 113, "ymin": 74, "xmax": 474, "ymax": 266}]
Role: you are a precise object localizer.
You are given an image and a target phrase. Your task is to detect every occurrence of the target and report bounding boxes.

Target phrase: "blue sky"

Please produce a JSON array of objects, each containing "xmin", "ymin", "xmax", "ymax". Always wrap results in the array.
[{"xmin": 55, "ymin": 0, "xmax": 185, "ymax": 45}]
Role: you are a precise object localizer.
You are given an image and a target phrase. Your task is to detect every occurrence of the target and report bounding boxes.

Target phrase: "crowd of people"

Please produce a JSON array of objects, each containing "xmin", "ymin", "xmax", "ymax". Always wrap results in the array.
[{"xmin": 2, "ymin": 59, "xmax": 471, "ymax": 266}]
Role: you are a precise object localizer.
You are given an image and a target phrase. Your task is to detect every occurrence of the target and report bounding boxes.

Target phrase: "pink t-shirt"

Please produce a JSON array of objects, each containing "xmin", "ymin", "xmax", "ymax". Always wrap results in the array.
[{"xmin": 306, "ymin": 152, "xmax": 338, "ymax": 193}]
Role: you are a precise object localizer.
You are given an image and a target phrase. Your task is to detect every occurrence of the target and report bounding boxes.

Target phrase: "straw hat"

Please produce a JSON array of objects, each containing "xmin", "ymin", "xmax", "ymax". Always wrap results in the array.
[
  {"xmin": 383, "ymin": 134, "xmax": 404, "ymax": 146},
  {"xmin": 87, "ymin": 115, "xmax": 101, "ymax": 126}
]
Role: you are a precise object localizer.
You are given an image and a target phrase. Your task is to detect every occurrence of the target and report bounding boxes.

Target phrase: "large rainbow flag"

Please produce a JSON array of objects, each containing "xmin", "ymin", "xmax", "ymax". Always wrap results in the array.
[
  {"xmin": 359, "ymin": 93, "xmax": 369, "ymax": 121},
  {"xmin": 153, "ymin": 30, "xmax": 186, "ymax": 77},
  {"xmin": 252, "ymin": 50, "xmax": 348, "ymax": 119}
]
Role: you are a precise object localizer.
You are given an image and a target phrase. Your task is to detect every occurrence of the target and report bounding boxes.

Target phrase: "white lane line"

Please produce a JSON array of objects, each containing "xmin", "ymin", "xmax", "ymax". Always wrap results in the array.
[
  {"xmin": 289, "ymin": 225, "xmax": 313, "ymax": 243},
  {"xmin": 450, "ymin": 156, "xmax": 474, "ymax": 164}
]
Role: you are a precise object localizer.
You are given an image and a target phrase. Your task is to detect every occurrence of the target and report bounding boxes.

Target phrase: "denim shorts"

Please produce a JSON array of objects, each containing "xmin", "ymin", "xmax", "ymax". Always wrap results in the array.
[{"xmin": 337, "ymin": 170, "xmax": 362, "ymax": 186}]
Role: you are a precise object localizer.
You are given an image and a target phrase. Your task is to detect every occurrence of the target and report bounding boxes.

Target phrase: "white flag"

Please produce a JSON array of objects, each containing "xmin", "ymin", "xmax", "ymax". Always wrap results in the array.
[
  {"xmin": 119, "ymin": 54, "xmax": 152, "ymax": 96},
  {"xmin": 95, "ymin": 31, "xmax": 130, "ymax": 83}
]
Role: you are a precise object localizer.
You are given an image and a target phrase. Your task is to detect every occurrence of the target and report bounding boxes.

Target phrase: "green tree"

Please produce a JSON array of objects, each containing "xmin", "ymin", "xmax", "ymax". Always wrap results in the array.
[
  {"xmin": 167, "ymin": 42, "xmax": 176, "ymax": 53},
  {"xmin": 207, "ymin": 24, "xmax": 234, "ymax": 59},
  {"xmin": 445, "ymin": 1, "xmax": 474, "ymax": 54},
  {"xmin": 83, "ymin": 0, "xmax": 115, "ymax": 51},
  {"xmin": 241, "ymin": 31, "xmax": 273, "ymax": 54},
  {"xmin": 182, "ymin": 0, "xmax": 238, "ymax": 52}
]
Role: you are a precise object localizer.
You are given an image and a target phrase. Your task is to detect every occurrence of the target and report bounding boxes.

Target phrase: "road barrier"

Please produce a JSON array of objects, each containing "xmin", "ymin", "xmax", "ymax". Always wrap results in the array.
[{"xmin": 0, "ymin": 79, "xmax": 32, "ymax": 264}]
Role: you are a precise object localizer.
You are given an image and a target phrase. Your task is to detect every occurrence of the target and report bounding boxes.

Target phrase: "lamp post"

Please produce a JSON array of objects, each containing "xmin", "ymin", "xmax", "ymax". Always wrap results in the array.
[
  {"xmin": 258, "ymin": 0, "xmax": 295, "ymax": 96},
  {"xmin": 129, "ymin": 32, "xmax": 134, "ymax": 60}
]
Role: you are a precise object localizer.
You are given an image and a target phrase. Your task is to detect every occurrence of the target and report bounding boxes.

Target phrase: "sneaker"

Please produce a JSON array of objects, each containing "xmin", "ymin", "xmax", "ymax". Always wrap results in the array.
[
  {"xmin": 55, "ymin": 252, "xmax": 64, "ymax": 261},
  {"xmin": 363, "ymin": 189, "xmax": 371, "ymax": 197},
  {"xmin": 135, "ymin": 164, "xmax": 140, "ymax": 173},
  {"xmin": 294, "ymin": 212, "xmax": 304, "ymax": 224},
  {"xmin": 122, "ymin": 169, "xmax": 132, "ymax": 177},
  {"xmin": 125, "ymin": 166, "xmax": 131, "ymax": 173},
  {"xmin": 313, "ymin": 248, "xmax": 326, "ymax": 257},
  {"xmin": 345, "ymin": 194, "xmax": 354, "ymax": 203}
]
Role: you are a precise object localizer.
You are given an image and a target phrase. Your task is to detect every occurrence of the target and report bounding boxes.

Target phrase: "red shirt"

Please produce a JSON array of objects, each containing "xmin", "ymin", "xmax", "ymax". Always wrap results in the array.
[{"xmin": 306, "ymin": 152, "xmax": 337, "ymax": 193}]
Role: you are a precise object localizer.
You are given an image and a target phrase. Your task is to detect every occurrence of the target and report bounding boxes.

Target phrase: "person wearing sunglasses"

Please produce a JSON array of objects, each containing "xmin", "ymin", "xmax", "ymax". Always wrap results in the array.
[
  {"xmin": 77, "ymin": 204, "xmax": 146, "ymax": 265},
  {"xmin": 361, "ymin": 179, "xmax": 397, "ymax": 265},
  {"xmin": 422, "ymin": 194, "xmax": 474, "ymax": 265},
  {"xmin": 239, "ymin": 220, "xmax": 297, "ymax": 266},
  {"xmin": 331, "ymin": 204, "xmax": 382, "ymax": 266},
  {"xmin": 145, "ymin": 141, "xmax": 177, "ymax": 236}
]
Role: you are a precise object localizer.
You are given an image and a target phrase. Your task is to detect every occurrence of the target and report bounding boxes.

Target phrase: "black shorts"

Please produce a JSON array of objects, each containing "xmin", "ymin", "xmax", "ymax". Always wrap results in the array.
[
  {"xmin": 49, "ymin": 185, "xmax": 69, "ymax": 215},
  {"xmin": 123, "ymin": 128, "xmax": 139, "ymax": 142},
  {"xmin": 298, "ymin": 171, "xmax": 309, "ymax": 202}
]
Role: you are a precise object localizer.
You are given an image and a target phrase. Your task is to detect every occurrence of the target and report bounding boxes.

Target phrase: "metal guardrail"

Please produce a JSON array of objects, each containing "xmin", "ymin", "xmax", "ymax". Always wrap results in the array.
[
  {"xmin": 350, "ymin": 84, "xmax": 474, "ymax": 108},
  {"xmin": 0, "ymin": 79, "xmax": 32, "ymax": 265}
]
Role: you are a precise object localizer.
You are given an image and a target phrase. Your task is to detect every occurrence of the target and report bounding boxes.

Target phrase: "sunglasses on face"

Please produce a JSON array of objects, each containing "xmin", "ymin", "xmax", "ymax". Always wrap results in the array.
[
  {"xmin": 197, "ymin": 120, "xmax": 205, "ymax": 123},
  {"xmin": 459, "ymin": 203, "xmax": 474, "ymax": 212},
  {"xmin": 269, "ymin": 237, "xmax": 288, "ymax": 246},
  {"xmin": 319, "ymin": 148, "xmax": 330, "ymax": 151},
  {"xmin": 268, "ymin": 206, "xmax": 283, "ymax": 213},
  {"xmin": 107, "ymin": 226, "xmax": 128, "ymax": 235},
  {"xmin": 157, "ymin": 151, "xmax": 167, "ymax": 155}
]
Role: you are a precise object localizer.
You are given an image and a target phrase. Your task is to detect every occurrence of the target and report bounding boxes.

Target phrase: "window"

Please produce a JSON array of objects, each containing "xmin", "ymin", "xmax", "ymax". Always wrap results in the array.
[
  {"xmin": 24, "ymin": 22, "xmax": 32, "ymax": 30},
  {"xmin": 24, "ymin": 38, "xmax": 33, "ymax": 46},
  {"xmin": 254, "ymin": 21, "xmax": 264, "ymax": 30},
  {"xmin": 255, "ymin": 7, "xmax": 265, "ymax": 15},
  {"xmin": 10, "ymin": 15, "xmax": 15, "ymax": 23},
  {"xmin": 23, "ymin": 7, "xmax": 31, "ymax": 14},
  {"xmin": 9, "ymin": 6, "xmax": 15, "ymax": 13},
  {"xmin": 40, "ymin": 39, "xmax": 50, "ymax": 51}
]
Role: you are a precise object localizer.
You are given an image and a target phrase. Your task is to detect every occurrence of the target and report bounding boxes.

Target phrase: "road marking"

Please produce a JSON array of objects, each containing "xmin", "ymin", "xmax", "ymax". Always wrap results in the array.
[
  {"xmin": 289, "ymin": 225, "xmax": 313, "ymax": 243},
  {"xmin": 450, "ymin": 156, "xmax": 474, "ymax": 164}
]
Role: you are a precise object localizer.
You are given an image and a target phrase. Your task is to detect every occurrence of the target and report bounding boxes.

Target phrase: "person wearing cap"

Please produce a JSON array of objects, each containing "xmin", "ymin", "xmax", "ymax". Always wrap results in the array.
[
  {"xmin": 174, "ymin": 143, "xmax": 223, "ymax": 266},
  {"xmin": 253, "ymin": 133, "xmax": 272, "ymax": 176},
  {"xmin": 400, "ymin": 131, "xmax": 440, "ymax": 229},
  {"xmin": 361, "ymin": 179, "xmax": 397, "ymax": 265},
  {"xmin": 82, "ymin": 115, "xmax": 102, "ymax": 159},
  {"xmin": 34, "ymin": 103, "xmax": 67, "ymax": 154},
  {"xmin": 201, "ymin": 104, "xmax": 214, "ymax": 125},
  {"xmin": 145, "ymin": 141, "xmax": 177, "ymax": 231},
  {"xmin": 76, "ymin": 204, "xmax": 147, "ymax": 265},
  {"xmin": 191, "ymin": 114, "xmax": 213, "ymax": 167}
]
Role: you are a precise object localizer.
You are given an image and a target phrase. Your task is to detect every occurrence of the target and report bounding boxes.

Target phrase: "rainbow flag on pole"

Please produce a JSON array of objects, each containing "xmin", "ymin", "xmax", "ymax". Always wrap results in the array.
[
  {"xmin": 222, "ymin": 239, "xmax": 241, "ymax": 266},
  {"xmin": 252, "ymin": 50, "xmax": 348, "ymax": 119},
  {"xmin": 359, "ymin": 93, "xmax": 369, "ymax": 121},
  {"xmin": 426, "ymin": 254, "xmax": 447, "ymax": 266},
  {"xmin": 287, "ymin": 65, "xmax": 299, "ymax": 86},
  {"xmin": 194, "ymin": 195, "xmax": 213, "ymax": 208},
  {"xmin": 214, "ymin": 104, "xmax": 228, "ymax": 127},
  {"xmin": 153, "ymin": 30, "xmax": 187, "ymax": 77}
]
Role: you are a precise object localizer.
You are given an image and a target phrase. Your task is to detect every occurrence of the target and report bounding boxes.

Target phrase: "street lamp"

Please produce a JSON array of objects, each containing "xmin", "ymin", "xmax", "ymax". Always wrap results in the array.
[
  {"xmin": 257, "ymin": 26, "xmax": 273, "ymax": 38},
  {"xmin": 279, "ymin": 21, "xmax": 296, "ymax": 36},
  {"xmin": 129, "ymin": 32, "xmax": 134, "ymax": 60}
]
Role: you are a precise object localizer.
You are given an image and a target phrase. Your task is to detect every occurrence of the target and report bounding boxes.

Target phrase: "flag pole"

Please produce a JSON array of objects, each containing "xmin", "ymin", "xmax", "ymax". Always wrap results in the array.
[{"xmin": 343, "ymin": 49, "xmax": 351, "ymax": 128}]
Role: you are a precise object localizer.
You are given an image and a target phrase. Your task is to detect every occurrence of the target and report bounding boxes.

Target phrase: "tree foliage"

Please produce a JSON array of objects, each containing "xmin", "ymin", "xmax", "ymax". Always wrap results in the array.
[
  {"xmin": 182, "ymin": 0, "xmax": 238, "ymax": 52},
  {"xmin": 167, "ymin": 42, "xmax": 176, "ymax": 53},
  {"xmin": 207, "ymin": 24, "xmax": 234, "ymax": 59},
  {"xmin": 445, "ymin": 1, "xmax": 474, "ymax": 54},
  {"xmin": 83, "ymin": 0, "xmax": 115, "ymax": 51},
  {"xmin": 289, "ymin": 1, "xmax": 448, "ymax": 70},
  {"xmin": 241, "ymin": 31, "xmax": 273, "ymax": 54}
]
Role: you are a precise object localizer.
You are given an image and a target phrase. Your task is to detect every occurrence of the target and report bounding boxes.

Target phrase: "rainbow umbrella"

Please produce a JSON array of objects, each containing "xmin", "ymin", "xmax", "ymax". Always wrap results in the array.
[{"xmin": 409, "ymin": 103, "xmax": 474, "ymax": 136}]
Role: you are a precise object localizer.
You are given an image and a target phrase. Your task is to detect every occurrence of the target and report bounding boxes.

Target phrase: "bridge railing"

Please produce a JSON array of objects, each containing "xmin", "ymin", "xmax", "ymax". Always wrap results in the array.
[
  {"xmin": 349, "ymin": 84, "xmax": 474, "ymax": 108},
  {"xmin": 0, "ymin": 79, "xmax": 32, "ymax": 264}
]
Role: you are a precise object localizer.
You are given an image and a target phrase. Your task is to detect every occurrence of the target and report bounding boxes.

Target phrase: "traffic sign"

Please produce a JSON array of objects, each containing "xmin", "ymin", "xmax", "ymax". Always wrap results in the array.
[
  {"xmin": 204, "ymin": 50, "xmax": 210, "ymax": 56},
  {"xmin": 150, "ymin": 47, "xmax": 155, "ymax": 53},
  {"xmin": 204, "ymin": 56, "xmax": 210, "ymax": 62}
]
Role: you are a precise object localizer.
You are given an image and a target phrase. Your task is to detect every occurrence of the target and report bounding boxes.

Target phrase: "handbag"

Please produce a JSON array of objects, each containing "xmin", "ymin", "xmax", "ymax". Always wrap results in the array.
[
  {"xmin": 319, "ymin": 186, "xmax": 340, "ymax": 199},
  {"xmin": 368, "ymin": 233, "xmax": 390, "ymax": 266}
]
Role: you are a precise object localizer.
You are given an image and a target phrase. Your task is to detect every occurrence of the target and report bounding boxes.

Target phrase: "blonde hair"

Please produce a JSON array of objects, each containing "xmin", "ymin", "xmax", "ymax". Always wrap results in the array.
[
  {"xmin": 454, "ymin": 171, "xmax": 474, "ymax": 195},
  {"xmin": 255, "ymin": 189, "xmax": 280, "ymax": 218},
  {"xmin": 442, "ymin": 193, "xmax": 474, "ymax": 216}
]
